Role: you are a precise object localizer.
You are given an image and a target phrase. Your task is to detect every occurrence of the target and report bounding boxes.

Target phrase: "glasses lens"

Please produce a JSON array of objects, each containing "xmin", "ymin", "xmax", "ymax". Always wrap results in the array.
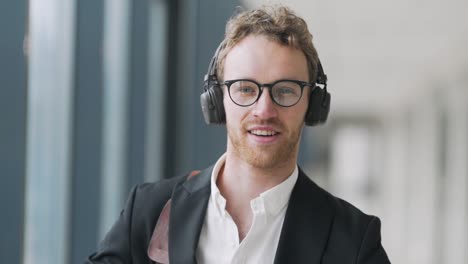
[
  {"xmin": 271, "ymin": 81, "xmax": 303, "ymax": 106},
  {"xmin": 229, "ymin": 80, "xmax": 259, "ymax": 106}
]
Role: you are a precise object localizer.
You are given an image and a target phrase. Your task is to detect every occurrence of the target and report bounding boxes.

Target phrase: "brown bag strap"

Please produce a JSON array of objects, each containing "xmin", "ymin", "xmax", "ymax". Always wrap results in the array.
[{"xmin": 147, "ymin": 170, "xmax": 201, "ymax": 263}]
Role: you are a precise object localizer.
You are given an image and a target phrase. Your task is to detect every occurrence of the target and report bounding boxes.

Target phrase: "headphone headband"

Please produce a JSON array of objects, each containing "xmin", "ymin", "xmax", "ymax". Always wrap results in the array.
[
  {"xmin": 204, "ymin": 40, "xmax": 227, "ymax": 87},
  {"xmin": 316, "ymin": 60, "xmax": 327, "ymax": 85}
]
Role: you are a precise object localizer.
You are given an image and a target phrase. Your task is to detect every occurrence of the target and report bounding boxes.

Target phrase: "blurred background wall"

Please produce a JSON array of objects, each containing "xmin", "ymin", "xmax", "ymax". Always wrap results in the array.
[{"xmin": 1, "ymin": 0, "xmax": 467, "ymax": 263}]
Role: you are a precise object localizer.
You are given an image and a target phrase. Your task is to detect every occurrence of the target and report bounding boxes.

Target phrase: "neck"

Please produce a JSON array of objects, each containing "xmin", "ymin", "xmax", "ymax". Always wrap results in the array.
[
  {"xmin": 222, "ymin": 151, "xmax": 296, "ymax": 197},
  {"xmin": 216, "ymin": 150, "xmax": 297, "ymax": 241},
  {"xmin": 217, "ymin": 146, "xmax": 297, "ymax": 210}
]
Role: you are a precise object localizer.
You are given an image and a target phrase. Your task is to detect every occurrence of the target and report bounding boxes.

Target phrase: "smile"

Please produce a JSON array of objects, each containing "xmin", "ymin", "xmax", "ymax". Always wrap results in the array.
[{"xmin": 249, "ymin": 129, "xmax": 279, "ymax": 137}]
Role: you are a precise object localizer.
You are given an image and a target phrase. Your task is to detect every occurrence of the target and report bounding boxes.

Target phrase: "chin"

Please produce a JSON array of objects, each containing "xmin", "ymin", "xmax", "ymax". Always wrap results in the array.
[
  {"xmin": 226, "ymin": 123, "xmax": 301, "ymax": 170},
  {"xmin": 233, "ymin": 140, "xmax": 298, "ymax": 170}
]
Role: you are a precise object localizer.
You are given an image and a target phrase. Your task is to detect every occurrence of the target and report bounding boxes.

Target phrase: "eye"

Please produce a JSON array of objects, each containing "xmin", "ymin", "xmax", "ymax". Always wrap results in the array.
[
  {"xmin": 232, "ymin": 81, "xmax": 258, "ymax": 96},
  {"xmin": 276, "ymin": 87, "xmax": 296, "ymax": 95},
  {"xmin": 238, "ymin": 86, "xmax": 255, "ymax": 94},
  {"xmin": 274, "ymin": 86, "xmax": 299, "ymax": 97}
]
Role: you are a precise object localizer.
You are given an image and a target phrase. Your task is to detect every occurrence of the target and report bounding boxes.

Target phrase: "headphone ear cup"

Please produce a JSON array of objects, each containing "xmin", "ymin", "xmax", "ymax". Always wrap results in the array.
[
  {"xmin": 200, "ymin": 83, "xmax": 226, "ymax": 124},
  {"xmin": 305, "ymin": 86, "xmax": 331, "ymax": 126}
]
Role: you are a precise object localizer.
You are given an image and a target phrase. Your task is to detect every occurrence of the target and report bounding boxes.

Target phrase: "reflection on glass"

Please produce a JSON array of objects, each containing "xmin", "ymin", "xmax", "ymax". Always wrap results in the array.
[{"xmin": 23, "ymin": 0, "xmax": 76, "ymax": 263}]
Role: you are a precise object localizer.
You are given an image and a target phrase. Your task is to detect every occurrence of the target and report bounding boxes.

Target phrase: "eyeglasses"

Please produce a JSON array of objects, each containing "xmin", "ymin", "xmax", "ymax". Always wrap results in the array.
[{"xmin": 221, "ymin": 79, "xmax": 314, "ymax": 107}]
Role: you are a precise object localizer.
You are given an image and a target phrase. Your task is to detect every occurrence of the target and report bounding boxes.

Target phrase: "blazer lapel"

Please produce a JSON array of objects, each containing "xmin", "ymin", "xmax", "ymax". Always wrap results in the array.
[
  {"xmin": 274, "ymin": 168, "xmax": 335, "ymax": 264},
  {"xmin": 168, "ymin": 167, "xmax": 212, "ymax": 264}
]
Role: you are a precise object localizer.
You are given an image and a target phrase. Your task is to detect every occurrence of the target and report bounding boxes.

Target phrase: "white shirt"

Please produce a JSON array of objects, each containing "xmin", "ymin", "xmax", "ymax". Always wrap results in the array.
[{"xmin": 196, "ymin": 153, "xmax": 298, "ymax": 264}]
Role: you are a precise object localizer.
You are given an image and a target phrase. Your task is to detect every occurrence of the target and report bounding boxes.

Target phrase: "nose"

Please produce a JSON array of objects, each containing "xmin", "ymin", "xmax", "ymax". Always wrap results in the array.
[{"xmin": 251, "ymin": 88, "xmax": 278, "ymax": 119}]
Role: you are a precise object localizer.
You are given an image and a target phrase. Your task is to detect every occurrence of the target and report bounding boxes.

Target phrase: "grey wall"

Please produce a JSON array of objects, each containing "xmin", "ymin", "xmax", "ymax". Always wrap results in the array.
[{"xmin": 0, "ymin": 1, "xmax": 27, "ymax": 263}]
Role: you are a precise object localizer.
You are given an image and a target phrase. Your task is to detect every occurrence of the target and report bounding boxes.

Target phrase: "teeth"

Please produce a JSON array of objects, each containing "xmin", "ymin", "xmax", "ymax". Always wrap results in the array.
[{"xmin": 250, "ymin": 130, "xmax": 277, "ymax": 136}]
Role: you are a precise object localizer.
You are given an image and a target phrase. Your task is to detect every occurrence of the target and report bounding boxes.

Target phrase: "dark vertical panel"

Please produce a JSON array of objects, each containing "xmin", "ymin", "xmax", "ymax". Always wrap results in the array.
[
  {"xmin": 434, "ymin": 91, "xmax": 447, "ymax": 264},
  {"xmin": 170, "ymin": 0, "xmax": 199, "ymax": 176},
  {"xmin": 0, "ymin": 0, "xmax": 27, "ymax": 263},
  {"xmin": 191, "ymin": 0, "xmax": 241, "ymax": 169},
  {"xmin": 163, "ymin": 0, "xmax": 180, "ymax": 178},
  {"xmin": 127, "ymin": 0, "xmax": 149, "ymax": 188},
  {"xmin": 69, "ymin": 0, "xmax": 104, "ymax": 263},
  {"xmin": 163, "ymin": 0, "xmax": 242, "ymax": 178}
]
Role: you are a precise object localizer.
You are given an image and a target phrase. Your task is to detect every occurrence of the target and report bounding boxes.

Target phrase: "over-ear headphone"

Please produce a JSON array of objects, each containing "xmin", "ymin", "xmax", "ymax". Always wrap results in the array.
[
  {"xmin": 305, "ymin": 60, "xmax": 331, "ymax": 126},
  {"xmin": 200, "ymin": 41, "xmax": 227, "ymax": 125},
  {"xmin": 200, "ymin": 40, "xmax": 331, "ymax": 126}
]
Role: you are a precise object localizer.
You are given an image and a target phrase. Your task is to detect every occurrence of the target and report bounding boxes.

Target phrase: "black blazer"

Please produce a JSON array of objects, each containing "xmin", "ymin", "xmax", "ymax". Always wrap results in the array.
[{"xmin": 87, "ymin": 166, "xmax": 390, "ymax": 264}]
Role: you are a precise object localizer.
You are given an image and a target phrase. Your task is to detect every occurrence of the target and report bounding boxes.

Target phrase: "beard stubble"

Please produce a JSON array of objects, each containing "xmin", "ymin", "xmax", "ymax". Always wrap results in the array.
[{"xmin": 226, "ymin": 118, "xmax": 303, "ymax": 169}]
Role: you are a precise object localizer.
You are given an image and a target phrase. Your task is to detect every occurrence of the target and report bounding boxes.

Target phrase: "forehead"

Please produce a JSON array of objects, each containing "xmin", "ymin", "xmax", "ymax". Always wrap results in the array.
[{"xmin": 223, "ymin": 35, "xmax": 308, "ymax": 82}]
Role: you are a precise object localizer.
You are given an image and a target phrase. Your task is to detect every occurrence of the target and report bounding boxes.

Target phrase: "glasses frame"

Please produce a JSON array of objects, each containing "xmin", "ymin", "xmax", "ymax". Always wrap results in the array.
[{"xmin": 221, "ymin": 79, "xmax": 315, "ymax": 107}]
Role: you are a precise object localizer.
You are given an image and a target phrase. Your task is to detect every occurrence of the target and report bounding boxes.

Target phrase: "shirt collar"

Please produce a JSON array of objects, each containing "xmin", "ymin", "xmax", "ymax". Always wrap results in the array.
[
  {"xmin": 257, "ymin": 165, "xmax": 298, "ymax": 216},
  {"xmin": 210, "ymin": 153, "xmax": 227, "ymax": 217},
  {"xmin": 210, "ymin": 153, "xmax": 298, "ymax": 217}
]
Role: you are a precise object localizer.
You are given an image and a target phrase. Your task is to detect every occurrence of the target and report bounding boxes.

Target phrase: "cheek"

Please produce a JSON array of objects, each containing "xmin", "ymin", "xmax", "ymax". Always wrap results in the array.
[
  {"xmin": 297, "ymin": 94, "xmax": 310, "ymax": 113},
  {"xmin": 289, "ymin": 97, "xmax": 310, "ymax": 125},
  {"xmin": 222, "ymin": 88, "xmax": 235, "ymax": 113},
  {"xmin": 223, "ymin": 95, "xmax": 232, "ymax": 118},
  {"xmin": 224, "ymin": 95, "xmax": 241, "ymax": 124}
]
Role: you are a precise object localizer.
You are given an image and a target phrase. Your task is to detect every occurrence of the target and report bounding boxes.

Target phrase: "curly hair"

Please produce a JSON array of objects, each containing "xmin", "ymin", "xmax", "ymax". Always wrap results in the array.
[{"xmin": 216, "ymin": 6, "xmax": 319, "ymax": 83}]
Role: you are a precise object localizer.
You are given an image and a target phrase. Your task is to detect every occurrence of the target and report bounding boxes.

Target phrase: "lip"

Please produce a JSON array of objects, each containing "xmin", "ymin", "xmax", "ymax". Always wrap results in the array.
[{"xmin": 246, "ymin": 126, "xmax": 281, "ymax": 144}]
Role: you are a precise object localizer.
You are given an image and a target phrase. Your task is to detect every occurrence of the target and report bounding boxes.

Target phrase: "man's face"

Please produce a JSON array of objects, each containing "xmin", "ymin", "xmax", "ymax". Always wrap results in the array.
[{"xmin": 223, "ymin": 34, "xmax": 310, "ymax": 169}]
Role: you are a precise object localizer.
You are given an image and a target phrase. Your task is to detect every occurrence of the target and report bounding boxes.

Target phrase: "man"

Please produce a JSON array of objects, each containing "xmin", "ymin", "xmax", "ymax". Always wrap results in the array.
[{"xmin": 87, "ymin": 6, "xmax": 390, "ymax": 264}]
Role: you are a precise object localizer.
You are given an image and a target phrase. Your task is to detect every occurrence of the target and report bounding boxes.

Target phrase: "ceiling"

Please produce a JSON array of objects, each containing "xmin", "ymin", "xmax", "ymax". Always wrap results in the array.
[{"xmin": 242, "ymin": 0, "xmax": 468, "ymax": 115}]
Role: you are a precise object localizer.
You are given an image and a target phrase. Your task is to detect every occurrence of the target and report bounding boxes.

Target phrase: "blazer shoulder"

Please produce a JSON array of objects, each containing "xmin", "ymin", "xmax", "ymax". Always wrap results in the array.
[
  {"xmin": 298, "ymin": 170, "xmax": 372, "ymax": 226},
  {"xmin": 300, "ymin": 172, "xmax": 374, "ymax": 226},
  {"xmin": 130, "ymin": 174, "xmax": 190, "ymax": 225},
  {"xmin": 330, "ymin": 194, "xmax": 375, "ymax": 229},
  {"xmin": 314, "ymin": 184, "xmax": 389, "ymax": 263},
  {"xmin": 86, "ymin": 173, "xmax": 194, "ymax": 263},
  {"xmin": 313, "ymin": 182, "xmax": 374, "ymax": 237},
  {"xmin": 134, "ymin": 174, "xmax": 187, "ymax": 200},
  {"xmin": 297, "ymin": 170, "xmax": 377, "ymax": 246}
]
